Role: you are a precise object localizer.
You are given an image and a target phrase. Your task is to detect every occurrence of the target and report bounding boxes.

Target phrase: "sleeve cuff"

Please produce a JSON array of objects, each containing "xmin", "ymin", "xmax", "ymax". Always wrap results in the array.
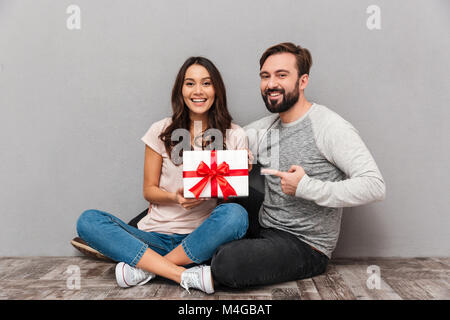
[
  {"xmin": 295, "ymin": 173, "xmax": 311, "ymax": 198},
  {"xmin": 141, "ymin": 137, "xmax": 163, "ymax": 156}
]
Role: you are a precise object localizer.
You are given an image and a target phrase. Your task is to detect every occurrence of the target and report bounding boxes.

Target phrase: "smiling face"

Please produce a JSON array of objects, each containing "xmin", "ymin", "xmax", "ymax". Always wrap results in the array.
[
  {"xmin": 260, "ymin": 52, "xmax": 302, "ymax": 113},
  {"xmin": 182, "ymin": 64, "xmax": 216, "ymax": 117}
]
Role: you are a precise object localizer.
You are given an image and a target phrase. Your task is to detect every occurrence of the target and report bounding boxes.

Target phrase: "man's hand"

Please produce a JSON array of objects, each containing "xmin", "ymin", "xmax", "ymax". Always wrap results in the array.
[{"xmin": 261, "ymin": 165, "xmax": 306, "ymax": 195}]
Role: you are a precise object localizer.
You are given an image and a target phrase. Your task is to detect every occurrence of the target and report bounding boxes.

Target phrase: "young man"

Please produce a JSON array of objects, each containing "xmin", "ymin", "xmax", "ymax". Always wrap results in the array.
[{"xmin": 210, "ymin": 42, "xmax": 386, "ymax": 288}]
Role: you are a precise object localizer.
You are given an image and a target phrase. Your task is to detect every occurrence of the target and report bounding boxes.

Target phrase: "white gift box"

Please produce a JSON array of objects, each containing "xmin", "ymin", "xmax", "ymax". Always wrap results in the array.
[{"xmin": 183, "ymin": 150, "xmax": 249, "ymax": 199}]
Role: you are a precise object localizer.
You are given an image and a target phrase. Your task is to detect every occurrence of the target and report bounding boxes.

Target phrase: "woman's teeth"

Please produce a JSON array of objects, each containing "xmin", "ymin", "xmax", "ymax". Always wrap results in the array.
[{"xmin": 192, "ymin": 98, "xmax": 207, "ymax": 102}]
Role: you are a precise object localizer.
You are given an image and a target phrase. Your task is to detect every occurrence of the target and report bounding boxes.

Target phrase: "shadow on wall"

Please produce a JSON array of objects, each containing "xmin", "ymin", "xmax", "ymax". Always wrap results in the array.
[{"xmin": 333, "ymin": 205, "xmax": 387, "ymax": 258}]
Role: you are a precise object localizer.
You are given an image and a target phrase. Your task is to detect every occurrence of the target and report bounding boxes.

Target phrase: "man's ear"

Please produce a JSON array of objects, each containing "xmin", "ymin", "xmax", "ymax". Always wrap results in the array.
[{"xmin": 299, "ymin": 74, "xmax": 309, "ymax": 90}]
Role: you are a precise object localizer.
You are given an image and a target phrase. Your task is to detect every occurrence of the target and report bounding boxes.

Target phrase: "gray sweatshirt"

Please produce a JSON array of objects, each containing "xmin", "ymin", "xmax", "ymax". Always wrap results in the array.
[{"xmin": 245, "ymin": 103, "xmax": 386, "ymax": 258}]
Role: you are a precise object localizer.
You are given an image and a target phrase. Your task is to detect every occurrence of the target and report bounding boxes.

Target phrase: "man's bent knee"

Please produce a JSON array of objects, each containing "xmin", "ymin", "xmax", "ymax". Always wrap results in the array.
[{"xmin": 211, "ymin": 242, "xmax": 246, "ymax": 288}]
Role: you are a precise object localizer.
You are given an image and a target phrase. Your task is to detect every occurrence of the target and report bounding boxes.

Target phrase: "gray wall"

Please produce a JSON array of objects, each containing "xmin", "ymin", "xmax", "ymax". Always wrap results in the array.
[{"xmin": 0, "ymin": 0, "xmax": 449, "ymax": 257}]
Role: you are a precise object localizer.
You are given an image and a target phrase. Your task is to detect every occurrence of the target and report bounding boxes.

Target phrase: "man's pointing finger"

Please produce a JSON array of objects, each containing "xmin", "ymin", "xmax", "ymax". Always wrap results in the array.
[{"xmin": 261, "ymin": 168, "xmax": 286, "ymax": 178}]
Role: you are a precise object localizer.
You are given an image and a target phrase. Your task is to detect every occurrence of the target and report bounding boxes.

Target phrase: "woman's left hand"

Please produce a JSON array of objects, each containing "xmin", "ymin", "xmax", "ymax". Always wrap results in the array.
[{"xmin": 247, "ymin": 148, "xmax": 254, "ymax": 172}]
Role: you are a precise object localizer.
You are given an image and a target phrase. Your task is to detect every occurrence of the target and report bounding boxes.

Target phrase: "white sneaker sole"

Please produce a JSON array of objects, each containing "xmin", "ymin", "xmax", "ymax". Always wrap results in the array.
[
  {"xmin": 201, "ymin": 265, "xmax": 214, "ymax": 294},
  {"xmin": 115, "ymin": 262, "xmax": 130, "ymax": 288},
  {"xmin": 115, "ymin": 262, "xmax": 155, "ymax": 288}
]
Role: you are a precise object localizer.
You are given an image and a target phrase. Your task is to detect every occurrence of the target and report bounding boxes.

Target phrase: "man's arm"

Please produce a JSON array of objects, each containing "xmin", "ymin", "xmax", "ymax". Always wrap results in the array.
[
  {"xmin": 295, "ymin": 121, "xmax": 386, "ymax": 208},
  {"xmin": 263, "ymin": 120, "xmax": 385, "ymax": 208}
]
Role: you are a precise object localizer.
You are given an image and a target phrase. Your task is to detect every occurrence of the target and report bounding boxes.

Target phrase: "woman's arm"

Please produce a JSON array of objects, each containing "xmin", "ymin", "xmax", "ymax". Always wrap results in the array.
[
  {"xmin": 143, "ymin": 145, "xmax": 177, "ymax": 204},
  {"xmin": 143, "ymin": 145, "xmax": 205, "ymax": 209}
]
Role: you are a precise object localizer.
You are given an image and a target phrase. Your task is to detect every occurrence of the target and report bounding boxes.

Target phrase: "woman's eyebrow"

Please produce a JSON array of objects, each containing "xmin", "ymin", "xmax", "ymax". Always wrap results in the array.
[{"xmin": 184, "ymin": 77, "xmax": 212, "ymax": 81}]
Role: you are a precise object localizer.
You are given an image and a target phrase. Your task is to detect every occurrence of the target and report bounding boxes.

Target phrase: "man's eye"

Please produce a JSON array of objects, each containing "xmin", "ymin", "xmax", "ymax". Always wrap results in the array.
[
  {"xmin": 261, "ymin": 75, "xmax": 269, "ymax": 79},
  {"xmin": 279, "ymin": 74, "xmax": 287, "ymax": 78}
]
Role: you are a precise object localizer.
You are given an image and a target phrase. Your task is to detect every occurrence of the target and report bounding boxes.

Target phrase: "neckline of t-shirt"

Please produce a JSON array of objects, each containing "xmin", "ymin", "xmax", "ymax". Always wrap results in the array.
[{"xmin": 279, "ymin": 103, "xmax": 316, "ymax": 128}]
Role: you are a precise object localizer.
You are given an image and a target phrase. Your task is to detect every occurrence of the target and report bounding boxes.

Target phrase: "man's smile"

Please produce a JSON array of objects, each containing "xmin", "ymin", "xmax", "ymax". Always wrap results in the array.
[{"xmin": 265, "ymin": 89, "xmax": 284, "ymax": 103}]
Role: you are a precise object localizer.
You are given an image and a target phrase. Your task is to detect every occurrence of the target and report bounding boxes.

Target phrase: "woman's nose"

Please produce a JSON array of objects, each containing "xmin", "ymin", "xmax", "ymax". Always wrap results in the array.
[{"xmin": 194, "ymin": 84, "xmax": 203, "ymax": 94}]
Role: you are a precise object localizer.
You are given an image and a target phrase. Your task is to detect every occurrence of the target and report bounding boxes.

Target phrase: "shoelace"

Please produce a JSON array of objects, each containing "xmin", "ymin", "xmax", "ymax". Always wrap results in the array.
[
  {"xmin": 180, "ymin": 271, "xmax": 200, "ymax": 294},
  {"xmin": 132, "ymin": 268, "xmax": 149, "ymax": 284}
]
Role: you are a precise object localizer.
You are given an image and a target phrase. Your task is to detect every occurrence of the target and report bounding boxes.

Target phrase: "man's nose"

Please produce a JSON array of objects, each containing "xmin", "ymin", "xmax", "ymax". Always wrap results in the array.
[{"xmin": 267, "ymin": 77, "xmax": 279, "ymax": 89}]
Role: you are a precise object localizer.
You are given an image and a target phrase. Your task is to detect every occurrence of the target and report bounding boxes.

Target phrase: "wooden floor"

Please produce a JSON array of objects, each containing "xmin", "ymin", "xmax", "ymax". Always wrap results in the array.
[{"xmin": 0, "ymin": 256, "xmax": 448, "ymax": 300}]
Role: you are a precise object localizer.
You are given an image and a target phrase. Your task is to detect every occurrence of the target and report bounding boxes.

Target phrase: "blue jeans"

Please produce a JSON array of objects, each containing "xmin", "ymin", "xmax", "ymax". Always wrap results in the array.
[{"xmin": 76, "ymin": 203, "xmax": 248, "ymax": 267}]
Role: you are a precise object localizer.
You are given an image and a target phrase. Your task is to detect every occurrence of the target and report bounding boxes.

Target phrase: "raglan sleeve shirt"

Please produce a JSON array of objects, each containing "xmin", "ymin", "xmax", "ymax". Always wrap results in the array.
[{"xmin": 295, "ymin": 111, "xmax": 386, "ymax": 208}]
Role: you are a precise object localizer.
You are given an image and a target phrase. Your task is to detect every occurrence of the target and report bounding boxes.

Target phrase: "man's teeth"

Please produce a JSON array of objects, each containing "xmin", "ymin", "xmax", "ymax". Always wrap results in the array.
[{"xmin": 269, "ymin": 93, "xmax": 281, "ymax": 96}]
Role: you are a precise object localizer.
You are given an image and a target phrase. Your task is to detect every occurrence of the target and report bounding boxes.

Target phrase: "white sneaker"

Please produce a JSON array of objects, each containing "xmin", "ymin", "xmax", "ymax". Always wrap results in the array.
[
  {"xmin": 180, "ymin": 265, "xmax": 214, "ymax": 294},
  {"xmin": 115, "ymin": 262, "xmax": 156, "ymax": 288}
]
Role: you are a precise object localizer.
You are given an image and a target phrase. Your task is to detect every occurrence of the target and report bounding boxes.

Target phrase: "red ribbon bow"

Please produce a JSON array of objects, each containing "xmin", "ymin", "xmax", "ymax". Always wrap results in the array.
[{"xmin": 183, "ymin": 150, "xmax": 248, "ymax": 200}]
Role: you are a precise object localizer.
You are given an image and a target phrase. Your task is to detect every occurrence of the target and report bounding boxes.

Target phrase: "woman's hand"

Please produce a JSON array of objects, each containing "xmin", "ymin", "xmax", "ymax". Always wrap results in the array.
[
  {"xmin": 174, "ymin": 188, "xmax": 206, "ymax": 210},
  {"xmin": 247, "ymin": 148, "xmax": 254, "ymax": 172}
]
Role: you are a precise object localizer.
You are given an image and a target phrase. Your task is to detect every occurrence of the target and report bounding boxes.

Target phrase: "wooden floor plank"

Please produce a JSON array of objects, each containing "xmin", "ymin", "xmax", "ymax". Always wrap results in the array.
[
  {"xmin": 0, "ymin": 257, "xmax": 449, "ymax": 300},
  {"xmin": 384, "ymin": 278, "xmax": 435, "ymax": 300},
  {"xmin": 40, "ymin": 257, "xmax": 97, "ymax": 280},
  {"xmin": 434, "ymin": 257, "xmax": 450, "ymax": 267},
  {"xmin": 334, "ymin": 264, "xmax": 402, "ymax": 300},
  {"xmin": 216, "ymin": 295, "xmax": 272, "ymax": 300},
  {"xmin": 104, "ymin": 283, "xmax": 160, "ymax": 300},
  {"xmin": 296, "ymin": 278, "xmax": 322, "ymax": 300},
  {"xmin": 312, "ymin": 265, "xmax": 356, "ymax": 300},
  {"xmin": 415, "ymin": 279, "xmax": 450, "ymax": 300},
  {"xmin": 214, "ymin": 280, "xmax": 298, "ymax": 299},
  {"xmin": 271, "ymin": 287, "xmax": 301, "ymax": 300}
]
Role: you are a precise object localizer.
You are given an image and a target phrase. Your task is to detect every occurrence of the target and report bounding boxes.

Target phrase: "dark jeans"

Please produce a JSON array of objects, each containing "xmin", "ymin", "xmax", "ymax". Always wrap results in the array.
[{"xmin": 210, "ymin": 187, "xmax": 329, "ymax": 288}]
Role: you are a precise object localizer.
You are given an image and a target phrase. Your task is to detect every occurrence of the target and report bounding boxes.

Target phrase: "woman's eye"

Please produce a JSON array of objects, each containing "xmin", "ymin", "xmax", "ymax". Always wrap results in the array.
[
  {"xmin": 203, "ymin": 82, "xmax": 211, "ymax": 86},
  {"xmin": 185, "ymin": 82, "xmax": 194, "ymax": 86}
]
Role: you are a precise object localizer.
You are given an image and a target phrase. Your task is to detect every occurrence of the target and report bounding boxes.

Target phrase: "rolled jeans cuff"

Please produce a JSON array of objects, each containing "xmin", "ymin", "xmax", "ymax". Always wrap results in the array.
[
  {"xmin": 130, "ymin": 243, "xmax": 149, "ymax": 267},
  {"xmin": 181, "ymin": 240, "xmax": 201, "ymax": 264}
]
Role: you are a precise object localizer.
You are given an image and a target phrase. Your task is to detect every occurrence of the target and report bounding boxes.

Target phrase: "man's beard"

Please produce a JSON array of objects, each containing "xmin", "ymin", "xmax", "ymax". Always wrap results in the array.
[{"xmin": 262, "ymin": 79, "xmax": 300, "ymax": 113}]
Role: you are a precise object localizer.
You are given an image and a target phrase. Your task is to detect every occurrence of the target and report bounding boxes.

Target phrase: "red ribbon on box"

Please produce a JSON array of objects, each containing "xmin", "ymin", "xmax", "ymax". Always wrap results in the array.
[{"xmin": 183, "ymin": 150, "xmax": 248, "ymax": 200}]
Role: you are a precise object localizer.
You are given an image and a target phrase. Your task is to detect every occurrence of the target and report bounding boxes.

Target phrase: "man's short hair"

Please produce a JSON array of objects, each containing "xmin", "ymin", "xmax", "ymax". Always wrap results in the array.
[{"xmin": 259, "ymin": 42, "xmax": 312, "ymax": 76}]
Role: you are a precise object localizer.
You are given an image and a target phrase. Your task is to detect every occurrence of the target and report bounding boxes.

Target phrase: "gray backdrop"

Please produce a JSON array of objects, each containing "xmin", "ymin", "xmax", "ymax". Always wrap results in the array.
[{"xmin": 0, "ymin": 0, "xmax": 449, "ymax": 257}]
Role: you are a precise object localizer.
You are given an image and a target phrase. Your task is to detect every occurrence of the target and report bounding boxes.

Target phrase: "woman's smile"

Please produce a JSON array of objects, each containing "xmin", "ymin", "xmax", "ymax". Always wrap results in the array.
[{"xmin": 191, "ymin": 97, "xmax": 208, "ymax": 107}]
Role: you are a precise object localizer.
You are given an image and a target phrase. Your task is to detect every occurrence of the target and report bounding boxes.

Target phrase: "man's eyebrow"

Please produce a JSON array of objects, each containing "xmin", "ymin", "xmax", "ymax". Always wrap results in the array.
[
  {"xmin": 275, "ymin": 69, "xmax": 290, "ymax": 74},
  {"xmin": 259, "ymin": 69, "xmax": 290, "ymax": 76}
]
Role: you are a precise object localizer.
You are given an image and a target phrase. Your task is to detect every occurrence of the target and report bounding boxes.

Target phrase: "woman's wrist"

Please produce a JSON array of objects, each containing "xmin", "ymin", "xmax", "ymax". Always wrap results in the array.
[
  {"xmin": 145, "ymin": 187, "xmax": 180, "ymax": 205},
  {"xmin": 170, "ymin": 191, "xmax": 179, "ymax": 204}
]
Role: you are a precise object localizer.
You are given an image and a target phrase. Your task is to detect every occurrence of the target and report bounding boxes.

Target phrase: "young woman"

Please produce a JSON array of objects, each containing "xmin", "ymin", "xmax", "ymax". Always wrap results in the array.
[{"xmin": 76, "ymin": 57, "xmax": 250, "ymax": 294}]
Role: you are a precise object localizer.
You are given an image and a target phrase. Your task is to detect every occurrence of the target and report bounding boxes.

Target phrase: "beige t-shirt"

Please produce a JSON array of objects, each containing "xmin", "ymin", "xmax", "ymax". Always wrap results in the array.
[{"xmin": 137, "ymin": 117, "xmax": 248, "ymax": 234}]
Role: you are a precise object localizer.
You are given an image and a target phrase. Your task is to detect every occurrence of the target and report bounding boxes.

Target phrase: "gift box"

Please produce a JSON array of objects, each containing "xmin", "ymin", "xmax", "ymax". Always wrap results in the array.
[{"xmin": 183, "ymin": 150, "xmax": 249, "ymax": 200}]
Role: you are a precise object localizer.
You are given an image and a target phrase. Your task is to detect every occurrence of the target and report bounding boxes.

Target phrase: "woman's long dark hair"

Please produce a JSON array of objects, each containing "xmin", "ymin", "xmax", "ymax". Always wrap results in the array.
[{"xmin": 159, "ymin": 56, "xmax": 233, "ymax": 163}]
